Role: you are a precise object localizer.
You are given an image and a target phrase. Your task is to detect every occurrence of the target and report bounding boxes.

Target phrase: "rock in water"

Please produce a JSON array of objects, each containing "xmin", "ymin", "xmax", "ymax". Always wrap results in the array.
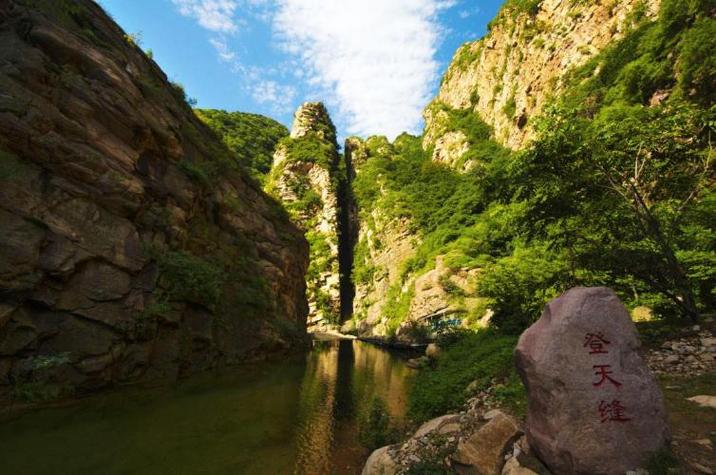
[{"xmin": 515, "ymin": 287, "xmax": 669, "ymax": 474}]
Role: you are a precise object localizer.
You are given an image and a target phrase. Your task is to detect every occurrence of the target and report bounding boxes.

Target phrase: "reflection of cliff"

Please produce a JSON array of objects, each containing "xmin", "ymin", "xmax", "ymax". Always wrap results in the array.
[
  {"xmin": 351, "ymin": 343, "xmax": 412, "ymax": 418},
  {"xmin": 292, "ymin": 341, "xmax": 413, "ymax": 474},
  {"xmin": 293, "ymin": 343, "xmax": 339, "ymax": 474}
]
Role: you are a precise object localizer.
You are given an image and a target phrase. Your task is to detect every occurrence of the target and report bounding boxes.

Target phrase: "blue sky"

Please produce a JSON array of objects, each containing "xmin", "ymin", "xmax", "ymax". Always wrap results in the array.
[{"xmin": 98, "ymin": 0, "xmax": 503, "ymax": 140}]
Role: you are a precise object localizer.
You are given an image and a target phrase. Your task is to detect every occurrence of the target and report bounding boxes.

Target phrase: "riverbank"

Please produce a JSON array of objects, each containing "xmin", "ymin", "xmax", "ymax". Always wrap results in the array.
[{"xmin": 362, "ymin": 321, "xmax": 716, "ymax": 474}]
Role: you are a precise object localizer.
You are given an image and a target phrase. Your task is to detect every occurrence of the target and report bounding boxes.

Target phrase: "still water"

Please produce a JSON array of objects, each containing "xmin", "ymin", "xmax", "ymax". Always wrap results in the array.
[{"xmin": 0, "ymin": 340, "xmax": 415, "ymax": 475}]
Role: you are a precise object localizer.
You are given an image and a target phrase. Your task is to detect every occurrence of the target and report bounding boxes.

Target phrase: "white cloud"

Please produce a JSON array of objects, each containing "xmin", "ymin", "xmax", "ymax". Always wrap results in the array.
[
  {"xmin": 458, "ymin": 5, "xmax": 481, "ymax": 19},
  {"xmin": 273, "ymin": 0, "xmax": 452, "ymax": 138},
  {"xmin": 171, "ymin": 0, "xmax": 239, "ymax": 33},
  {"xmin": 252, "ymin": 80, "xmax": 297, "ymax": 113},
  {"xmin": 209, "ymin": 37, "xmax": 236, "ymax": 62}
]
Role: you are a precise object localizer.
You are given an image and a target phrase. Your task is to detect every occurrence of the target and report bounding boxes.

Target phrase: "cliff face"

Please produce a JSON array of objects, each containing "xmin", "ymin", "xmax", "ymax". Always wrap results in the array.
[
  {"xmin": 345, "ymin": 136, "xmax": 483, "ymax": 338},
  {"xmin": 0, "ymin": 0, "xmax": 309, "ymax": 399},
  {"xmin": 267, "ymin": 103, "xmax": 350, "ymax": 331},
  {"xmin": 424, "ymin": 0, "xmax": 660, "ymax": 164},
  {"xmin": 348, "ymin": 0, "xmax": 667, "ymax": 337}
]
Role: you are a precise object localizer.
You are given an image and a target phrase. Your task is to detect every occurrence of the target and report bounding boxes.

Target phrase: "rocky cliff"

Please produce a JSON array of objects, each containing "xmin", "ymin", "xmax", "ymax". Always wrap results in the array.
[
  {"xmin": 347, "ymin": 0, "xmax": 675, "ymax": 339},
  {"xmin": 0, "ymin": 0, "xmax": 309, "ymax": 400},
  {"xmin": 424, "ymin": 0, "xmax": 660, "ymax": 166},
  {"xmin": 267, "ymin": 103, "xmax": 351, "ymax": 331},
  {"xmin": 345, "ymin": 136, "xmax": 483, "ymax": 339}
]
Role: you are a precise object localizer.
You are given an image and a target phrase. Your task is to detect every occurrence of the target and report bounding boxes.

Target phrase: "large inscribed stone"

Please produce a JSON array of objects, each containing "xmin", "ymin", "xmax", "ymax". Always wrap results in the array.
[{"xmin": 515, "ymin": 287, "xmax": 669, "ymax": 474}]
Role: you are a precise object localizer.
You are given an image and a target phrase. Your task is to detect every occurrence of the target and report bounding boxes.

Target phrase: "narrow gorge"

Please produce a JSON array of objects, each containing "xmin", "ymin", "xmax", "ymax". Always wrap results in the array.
[{"xmin": 1, "ymin": 0, "xmax": 715, "ymax": 473}]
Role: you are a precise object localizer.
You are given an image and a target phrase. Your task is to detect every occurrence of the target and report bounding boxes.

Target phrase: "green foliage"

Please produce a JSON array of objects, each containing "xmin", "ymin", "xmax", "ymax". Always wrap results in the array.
[
  {"xmin": 123, "ymin": 31, "xmax": 142, "ymax": 47},
  {"xmin": 355, "ymin": 0, "xmax": 714, "ymax": 337},
  {"xmin": 195, "ymin": 109, "xmax": 289, "ymax": 181},
  {"xmin": 169, "ymin": 81, "xmax": 197, "ymax": 107},
  {"xmin": 503, "ymin": 93, "xmax": 517, "ymax": 119},
  {"xmin": 11, "ymin": 382, "xmax": 73, "ymax": 403},
  {"xmin": 11, "ymin": 352, "xmax": 74, "ymax": 403},
  {"xmin": 645, "ymin": 447, "xmax": 681, "ymax": 474},
  {"xmin": 401, "ymin": 321, "xmax": 431, "ymax": 343},
  {"xmin": 279, "ymin": 133, "xmax": 338, "ymax": 169},
  {"xmin": 452, "ymin": 42, "xmax": 482, "ymax": 71},
  {"xmin": 154, "ymin": 250, "xmax": 225, "ymax": 310},
  {"xmin": 678, "ymin": 17, "xmax": 716, "ymax": 104},
  {"xmin": 478, "ymin": 243, "xmax": 568, "ymax": 334},
  {"xmin": 408, "ymin": 331, "xmax": 522, "ymax": 423},
  {"xmin": 178, "ymin": 158, "xmax": 214, "ymax": 187}
]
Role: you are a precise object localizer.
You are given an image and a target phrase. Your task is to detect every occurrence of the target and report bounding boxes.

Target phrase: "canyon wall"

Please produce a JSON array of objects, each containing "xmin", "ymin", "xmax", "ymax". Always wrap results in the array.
[
  {"xmin": 267, "ymin": 103, "xmax": 351, "ymax": 331},
  {"xmin": 348, "ymin": 0, "xmax": 663, "ymax": 338},
  {"xmin": 424, "ymin": 0, "xmax": 660, "ymax": 168},
  {"xmin": 0, "ymin": 0, "xmax": 309, "ymax": 399}
]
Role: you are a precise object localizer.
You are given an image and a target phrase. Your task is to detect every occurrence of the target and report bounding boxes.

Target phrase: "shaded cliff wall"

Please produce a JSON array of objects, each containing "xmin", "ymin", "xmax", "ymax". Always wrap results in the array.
[{"xmin": 0, "ymin": 0, "xmax": 309, "ymax": 399}]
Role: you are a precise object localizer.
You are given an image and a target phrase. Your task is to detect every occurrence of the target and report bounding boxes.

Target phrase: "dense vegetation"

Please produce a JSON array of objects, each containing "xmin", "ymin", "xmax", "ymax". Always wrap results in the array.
[
  {"xmin": 353, "ymin": 0, "xmax": 715, "ymax": 338},
  {"xmin": 195, "ymin": 109, "xmax": 288, "ymax": 182}
]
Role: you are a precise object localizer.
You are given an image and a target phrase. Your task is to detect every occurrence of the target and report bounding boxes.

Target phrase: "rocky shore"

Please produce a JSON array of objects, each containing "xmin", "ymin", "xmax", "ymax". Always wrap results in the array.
[{"xmin": 362, "ymin": 291, "xmax": 716, "ymax": 475}]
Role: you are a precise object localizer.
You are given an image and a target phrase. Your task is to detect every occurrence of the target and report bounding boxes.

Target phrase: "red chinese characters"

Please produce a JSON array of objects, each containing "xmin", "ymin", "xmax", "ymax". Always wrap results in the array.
[
  {"xmin": 584, "ymin": 332, "xmax": 610, "ymax": 354},
  {"xmin": 598, "ymin": 400, "xmax": 632, "ymax": 423},
  {"xmin": 583, "ymin": 331, "xmax": 632, "ymax": 423},
  {"xmin": 592, "ymin": 364, "xmax": 622, "ymax": 388}
]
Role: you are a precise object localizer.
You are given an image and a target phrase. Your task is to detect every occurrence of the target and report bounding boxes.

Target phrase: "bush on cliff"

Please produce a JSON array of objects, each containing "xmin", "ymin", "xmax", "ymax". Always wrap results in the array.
[{"xmin": 195, "ymin": 109, "xmax": 289, "ymax": 182}]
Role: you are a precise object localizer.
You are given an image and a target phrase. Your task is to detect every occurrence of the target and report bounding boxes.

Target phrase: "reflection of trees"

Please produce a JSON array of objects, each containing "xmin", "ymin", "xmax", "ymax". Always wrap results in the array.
[{"xmin": 292, "ymin": 341, "xmax": 413, "ymax": 475}]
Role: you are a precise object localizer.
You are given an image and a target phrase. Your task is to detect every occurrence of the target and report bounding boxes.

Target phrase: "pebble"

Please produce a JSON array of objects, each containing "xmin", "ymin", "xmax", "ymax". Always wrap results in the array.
[
  {"xmin": 693, "ymin": 439, "xmax": 713, "ymax": 449},
  {"xmin": 646, "ymin": 330, "xmax": 716, "ymax": 377},
  {"xmin": 691, "ymin": 462, "xmax": 714, "ymax": 474}
]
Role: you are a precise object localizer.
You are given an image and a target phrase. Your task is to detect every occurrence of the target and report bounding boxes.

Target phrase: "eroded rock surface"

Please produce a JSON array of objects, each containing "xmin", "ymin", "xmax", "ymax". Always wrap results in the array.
[
  {"xmin": 0, "ymin": 0, "xmax": 308, "ymax": 399},
  {"xmin": 424, "ymin": 0, "xmax": 660, "ymax": 154},
  {"xmin": 267, "ymin": 102, "xmax": 349, "ymax": 331},
  {"xmin": 515, "ymin": 287, "xmax": 670, "ymax": 474}
]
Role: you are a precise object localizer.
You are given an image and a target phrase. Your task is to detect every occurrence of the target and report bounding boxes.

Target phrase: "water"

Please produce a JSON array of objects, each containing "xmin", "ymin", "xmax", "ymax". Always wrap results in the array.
[{"xmin": 0, "ymin": 340, "xmax": 415, "ymax": 475}]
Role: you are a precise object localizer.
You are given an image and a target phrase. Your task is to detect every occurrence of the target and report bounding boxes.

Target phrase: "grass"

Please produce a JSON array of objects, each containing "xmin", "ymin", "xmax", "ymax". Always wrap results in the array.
[{"xmin": 408, "ymin": 331, "xmax": 524, "ymax": 423}]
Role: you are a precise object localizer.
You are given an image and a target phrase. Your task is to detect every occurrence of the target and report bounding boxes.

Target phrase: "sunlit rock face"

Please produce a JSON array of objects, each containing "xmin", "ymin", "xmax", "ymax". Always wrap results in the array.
[
  {"xmin": 424, "ymin": 0, "xmax": 661, "ymax": 163},
  {"xmin": 267, "ymin": 103, "xmax": 350, "ymax": 331},
  {"xmin": 0, "ymin": 0, "xmax": 309, "ymax": 399}
]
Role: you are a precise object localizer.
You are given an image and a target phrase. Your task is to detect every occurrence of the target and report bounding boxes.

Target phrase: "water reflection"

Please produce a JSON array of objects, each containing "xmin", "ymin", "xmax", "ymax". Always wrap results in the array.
[
  {"xmin": 293, "ymin": 340, "xmax": 413, "ymax": 474},
  {"xmin": 0, "ymin": 340, "xmax": 413, "ymax": 475}
]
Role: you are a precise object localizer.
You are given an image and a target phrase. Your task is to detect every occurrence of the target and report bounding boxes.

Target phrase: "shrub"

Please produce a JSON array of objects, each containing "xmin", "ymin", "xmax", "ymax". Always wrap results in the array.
[
  {"xmin": 678, "ymin": 17, "xmax": 716, "ymax": 104},
  {"xmin": 155, "ymin": 250, "xmax": 225, "ymax": 309},
  {"xmin": 195, "ymin": 109, "xmax": 288, "ymax": 181},
  {"xmin": 408, "ymin": 331, "xmax": 522, "ymax": 422}
]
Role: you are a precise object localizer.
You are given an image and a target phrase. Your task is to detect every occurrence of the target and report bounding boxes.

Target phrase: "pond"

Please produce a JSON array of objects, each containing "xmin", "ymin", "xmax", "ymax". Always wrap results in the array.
[{"xmin": 0, "ymin": 340, "xmax": 416, "ymax": 475}]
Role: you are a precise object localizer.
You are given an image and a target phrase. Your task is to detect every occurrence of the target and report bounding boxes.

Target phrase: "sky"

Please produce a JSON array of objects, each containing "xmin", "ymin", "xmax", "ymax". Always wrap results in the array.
[{"xmin": 98, "ymin": 0, "xmax": 503, "ymax": 140}]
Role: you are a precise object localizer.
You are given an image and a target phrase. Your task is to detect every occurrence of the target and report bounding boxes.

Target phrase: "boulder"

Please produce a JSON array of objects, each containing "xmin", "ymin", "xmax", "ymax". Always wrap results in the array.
[
  {"xmin": 414, "ymin": 414, "xmax": 461, "ymax": 438},
  {"xmin": 453, "ymin": 411, "xmax": 521, "ymax": 475},
  {"xmin": 426, "ymin": 343, "xmax": 441, "ymax": 359},
  {"xmin": 502, "ymin": 457, "xmax": 538, "ymax": 475},
  {"xmin": 362, "ymin": 446, "xmax": 398, "ymax": 475},
  {"xmin": 515, "ymin": 287, "xmax": 670, "ymax": 475}
]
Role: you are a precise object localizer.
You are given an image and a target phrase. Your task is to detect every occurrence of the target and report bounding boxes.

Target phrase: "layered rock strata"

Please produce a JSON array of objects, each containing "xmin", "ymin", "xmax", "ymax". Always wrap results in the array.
[{"xmin": 0, "ymin": 0, "xmax": 309, "ymax": 399}]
